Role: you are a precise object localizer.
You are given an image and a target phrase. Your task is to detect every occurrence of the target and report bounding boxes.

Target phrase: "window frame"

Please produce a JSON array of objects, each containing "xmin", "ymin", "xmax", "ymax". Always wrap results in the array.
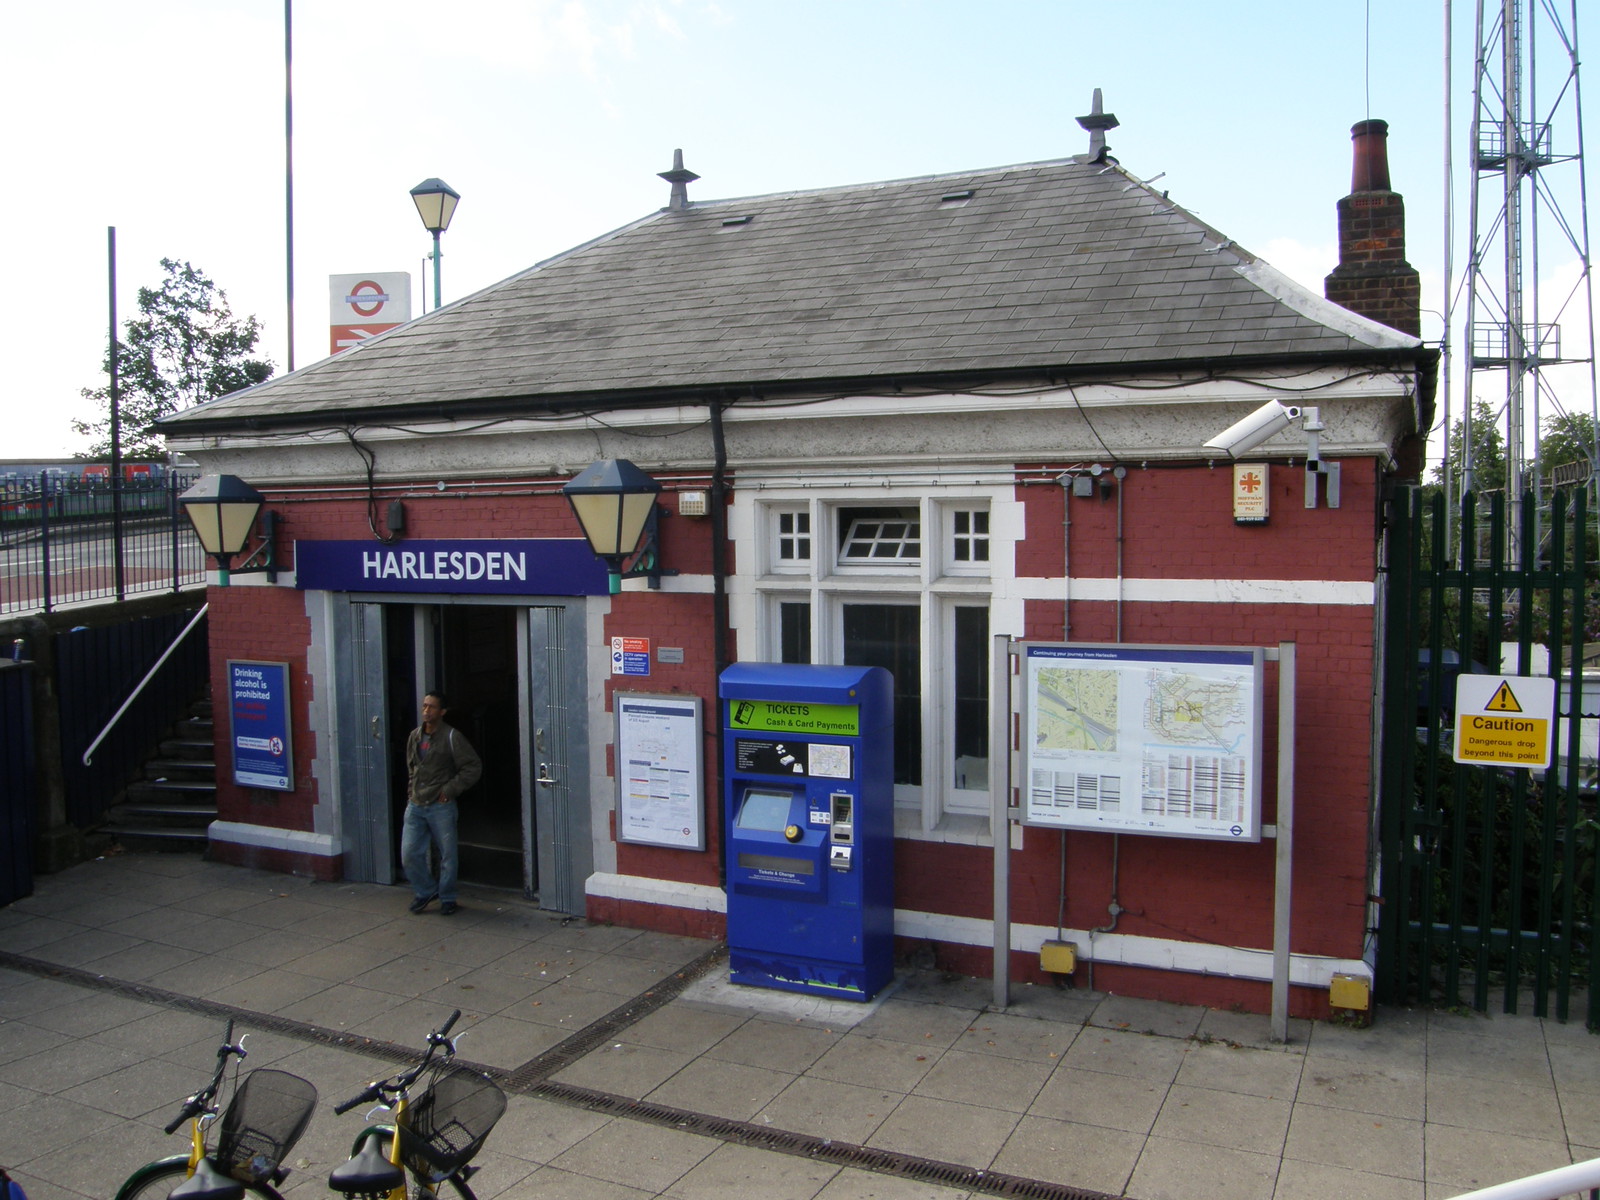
[{"xmin": 750, "ymin": 492, "xmax": 1007, "ymax": 838}]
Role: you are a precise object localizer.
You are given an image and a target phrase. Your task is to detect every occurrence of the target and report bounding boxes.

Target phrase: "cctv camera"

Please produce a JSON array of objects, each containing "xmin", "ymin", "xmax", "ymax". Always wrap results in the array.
[{"xmin": 1203, "ymin": 400, "xmax": 1303, "ymax": 459}]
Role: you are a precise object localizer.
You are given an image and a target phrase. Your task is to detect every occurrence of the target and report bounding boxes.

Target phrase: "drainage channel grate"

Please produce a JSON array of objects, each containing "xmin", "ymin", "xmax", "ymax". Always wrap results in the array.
[
  {"xmin": 503, "ymin": 942, "xmax": 727, "ymax": 1087},
  {"xmin": 2, "ymin": 947, "xmax": 1116, "ymax": 1200},
  {"xmin": 527, "ymin": 1079, "xmax": 1117, "ymax": 1200},
  {"xmin": 0, "ymin": 949, "xmax": 435, "ymax": 1070}
]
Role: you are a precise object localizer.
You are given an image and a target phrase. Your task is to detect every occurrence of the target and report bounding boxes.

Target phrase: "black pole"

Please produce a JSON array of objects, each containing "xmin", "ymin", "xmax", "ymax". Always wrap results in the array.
[
  {"xmin": 108, "ymin": 226, "xmax": 125, "ymax": 600},
  {"xmin": 284, "ymin": 0, "xmax": 296, "ymax": 372}
]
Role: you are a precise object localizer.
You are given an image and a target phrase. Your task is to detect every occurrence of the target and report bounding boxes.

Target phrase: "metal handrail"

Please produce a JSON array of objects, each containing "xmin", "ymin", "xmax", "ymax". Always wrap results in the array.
[
  {"xmin": 1450, "ymin": 1153, "xmax": 1600, "ymax": 1200},
  {"xmin": 82, "ymin": 603, "xmax": 209, "ymax": 766}
]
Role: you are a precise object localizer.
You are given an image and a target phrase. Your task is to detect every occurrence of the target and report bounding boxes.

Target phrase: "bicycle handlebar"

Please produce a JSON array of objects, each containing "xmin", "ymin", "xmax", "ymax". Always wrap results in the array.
[
  {"xmin": 332, "ymin": 1011, "xmax": 464, "ymax": 1115},
  {"xmin": 428, "ymin": 1009, "xmax": 461, "ymax": 1046},
  {"xmin": 163, "ymin": 1022, "xmax": 245, "ymax": 1134},
  {"xmin": 333, "ymin": 1083, "xmax": 383, "ymax": 1116}
]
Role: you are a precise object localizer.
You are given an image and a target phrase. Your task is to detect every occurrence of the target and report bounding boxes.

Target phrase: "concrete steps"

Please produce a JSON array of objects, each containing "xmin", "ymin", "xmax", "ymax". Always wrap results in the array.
[{"xmin": 99, "ymin": 698, "xmax": 215, "ymax": 849}]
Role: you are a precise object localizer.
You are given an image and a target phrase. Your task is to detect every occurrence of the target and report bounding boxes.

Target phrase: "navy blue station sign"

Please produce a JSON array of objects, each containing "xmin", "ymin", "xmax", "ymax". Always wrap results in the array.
[{"xmin": 294, "ymin": 538, "xmax": 610, "ymax": 596}]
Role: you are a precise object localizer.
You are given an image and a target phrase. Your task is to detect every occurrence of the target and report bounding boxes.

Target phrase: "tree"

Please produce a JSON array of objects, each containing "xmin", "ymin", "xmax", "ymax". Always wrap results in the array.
[
  {"xmin": 1431, "ymin": 399, "xmax": 1507, "ymax": 495},
  {"xmin": 75, "ymin": 258, "xmax": 274, "ymax": 458},
  {"xmin": 1537, "ymin": 410, "xmax": 1596, "ymax": 485}
]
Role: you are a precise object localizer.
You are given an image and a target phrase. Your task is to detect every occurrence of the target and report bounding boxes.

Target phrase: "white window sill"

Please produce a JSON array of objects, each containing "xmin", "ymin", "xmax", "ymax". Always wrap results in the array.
[{"xmin": 893, "ymin": 807, "xmax": 994, "ymax": 846}]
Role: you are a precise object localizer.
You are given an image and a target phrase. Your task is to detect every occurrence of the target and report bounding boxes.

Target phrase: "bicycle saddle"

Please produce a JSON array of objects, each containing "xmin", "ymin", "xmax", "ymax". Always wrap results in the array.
[
  {"xmin": 329, "ymin": 1134, "xmax": 404, "ymax": 1195},
  {"xmin": 169, "ymin": 1158, "xmax": 244, "ymax": 1200}
]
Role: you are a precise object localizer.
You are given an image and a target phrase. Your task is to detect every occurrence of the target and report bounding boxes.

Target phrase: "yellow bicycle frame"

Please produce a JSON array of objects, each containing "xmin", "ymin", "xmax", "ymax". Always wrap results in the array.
[{"xmin": 382, "ymin": 1091, "xmax": 409, "ymax": 1200}]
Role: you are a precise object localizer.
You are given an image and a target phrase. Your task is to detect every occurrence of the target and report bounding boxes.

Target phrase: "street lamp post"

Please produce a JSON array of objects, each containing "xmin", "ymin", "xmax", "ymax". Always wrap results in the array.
[{"xmin": 409, "ymin": 178, "xmax": 460, "ymax": 311}]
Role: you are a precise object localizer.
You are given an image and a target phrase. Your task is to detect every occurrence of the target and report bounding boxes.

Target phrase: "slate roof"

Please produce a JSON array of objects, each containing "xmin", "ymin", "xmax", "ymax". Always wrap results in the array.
[{"xmin": 162, "ymin": 156, "xmax": 1423, "ymax": 433}]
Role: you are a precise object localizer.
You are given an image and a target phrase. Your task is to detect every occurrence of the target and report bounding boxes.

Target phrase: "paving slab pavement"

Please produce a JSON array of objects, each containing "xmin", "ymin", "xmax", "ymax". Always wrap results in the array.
[{"xmin": 2, "ymin": 852, "xmax": 1598, "ymax": 1200}]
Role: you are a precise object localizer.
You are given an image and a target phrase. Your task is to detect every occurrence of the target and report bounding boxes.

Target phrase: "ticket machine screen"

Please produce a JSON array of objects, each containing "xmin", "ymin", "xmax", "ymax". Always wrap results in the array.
[{"xmin": 736, "ymin": 788, "xmax": 796, "ymax": 832}]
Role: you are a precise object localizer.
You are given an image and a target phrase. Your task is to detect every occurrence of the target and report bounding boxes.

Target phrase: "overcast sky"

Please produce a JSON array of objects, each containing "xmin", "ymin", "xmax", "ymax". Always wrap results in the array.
[{"xmin": 5, "ymin": 0, "xmax": 1592, "ymax": 463}]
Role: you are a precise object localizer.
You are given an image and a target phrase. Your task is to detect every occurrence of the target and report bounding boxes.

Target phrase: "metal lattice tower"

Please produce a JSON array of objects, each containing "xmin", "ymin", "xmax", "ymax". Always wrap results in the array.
[{"xmin": 1455, "ymin": 0, "xmax": 1597, "ymax": 564}]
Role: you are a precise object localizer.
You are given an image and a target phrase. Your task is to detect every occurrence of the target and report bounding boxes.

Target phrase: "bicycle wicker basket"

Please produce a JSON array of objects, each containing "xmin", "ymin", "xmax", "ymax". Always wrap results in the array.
[
  {"xmin": 215, "ymin": 1068, "xmax": 318, "ymax": 1184},
  {"xmin": 401, "ymin": 1065, "xmax": 506, "ymax": 1174}
]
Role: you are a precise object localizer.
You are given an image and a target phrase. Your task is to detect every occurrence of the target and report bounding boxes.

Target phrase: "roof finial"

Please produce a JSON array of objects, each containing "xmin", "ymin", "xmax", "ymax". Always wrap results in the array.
[
  {"xmin": 658, "ymin": 148, "xmax": 700, "ymax": 211},
  {"xmin": 1075, "ymin": 88, "xmax": 1120, "ymax": 163}
]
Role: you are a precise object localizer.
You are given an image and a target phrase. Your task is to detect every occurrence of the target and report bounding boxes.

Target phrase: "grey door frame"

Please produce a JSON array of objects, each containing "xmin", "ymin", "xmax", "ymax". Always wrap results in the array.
[
  {"xmin": 331, "ymin": 592, "xmax": 590, "ymax": 912},
  {"xmin": 333, "ymin": 599, "xmax": 393, "ymax": 884}
]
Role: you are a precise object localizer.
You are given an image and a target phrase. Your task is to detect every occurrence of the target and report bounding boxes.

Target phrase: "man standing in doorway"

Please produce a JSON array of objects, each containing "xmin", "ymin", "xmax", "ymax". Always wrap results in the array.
[{"xmin": 403, "ymin": 690, "xmax": 482, "ymax": 915}]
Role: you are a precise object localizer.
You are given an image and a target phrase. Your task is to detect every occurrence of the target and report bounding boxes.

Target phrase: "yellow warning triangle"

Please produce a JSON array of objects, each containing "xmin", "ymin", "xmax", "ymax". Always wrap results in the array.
[{"xmin": 1486, "ymin": 681, "xmax": 1523, "ymax": 712}]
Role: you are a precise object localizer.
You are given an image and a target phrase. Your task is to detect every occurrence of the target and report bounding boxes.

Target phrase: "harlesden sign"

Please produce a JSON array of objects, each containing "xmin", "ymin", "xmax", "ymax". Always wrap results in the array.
[{"xmin": 294, "ymin": 539, "xmax": 609, "ymax": 596}]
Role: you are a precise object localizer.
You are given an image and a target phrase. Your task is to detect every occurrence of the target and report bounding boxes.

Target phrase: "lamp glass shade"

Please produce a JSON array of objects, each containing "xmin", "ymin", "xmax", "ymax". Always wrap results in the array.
[
  {"xmin": 562, "ymin": 459, "xmax": 662, "ymax": 559},
  {"xmin": 180, "ymin": 475, "xmax": 265, "ymax": 557},
  {"xmin": 410, "ymin": 178, "xmax": 460, "ymax": 233}
]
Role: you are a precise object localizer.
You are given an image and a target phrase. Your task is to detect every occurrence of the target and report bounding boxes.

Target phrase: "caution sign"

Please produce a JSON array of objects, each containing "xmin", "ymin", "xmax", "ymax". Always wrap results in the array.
[{"xmin": 1453, "ymin": 674, "xmax": 1556, "ymax": 769}]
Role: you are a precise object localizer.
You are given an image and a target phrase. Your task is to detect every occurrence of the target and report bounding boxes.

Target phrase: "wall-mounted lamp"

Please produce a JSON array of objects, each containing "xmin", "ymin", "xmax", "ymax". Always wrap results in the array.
[
  {"xmin": 1203, "ymin": 401, "xmax": 1339, "ymax": 508},
  {"xmin": 562, "ymin": 459, "xmax": 676, "ymax": 593},
  {"xmin": 179, "ymin": 474, "xmax": 279, "ymax": 586}
]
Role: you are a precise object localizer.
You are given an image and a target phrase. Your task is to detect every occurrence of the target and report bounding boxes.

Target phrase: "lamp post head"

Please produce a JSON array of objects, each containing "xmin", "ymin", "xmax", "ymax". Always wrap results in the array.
[
  {"xmin": 562, "ymin": 459, "xmax": 663, "ymax": 592},
  {"xmin": 409, "ymin": 178, "xmax": 461, "ymax": 234},
  {"xmin": 179, "ymin": 474, "xmax": 266, "ymax": 585}
]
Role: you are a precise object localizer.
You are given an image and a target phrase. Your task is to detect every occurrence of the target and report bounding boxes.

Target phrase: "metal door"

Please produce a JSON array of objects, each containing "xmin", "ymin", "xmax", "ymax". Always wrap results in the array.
[
  {"xmin": 336, "ymin": 600, "xmax": 394, "ymax": 883},
  {"xmin": 527, "ymin": 603, "xmax": 591, "ymax": 914}
]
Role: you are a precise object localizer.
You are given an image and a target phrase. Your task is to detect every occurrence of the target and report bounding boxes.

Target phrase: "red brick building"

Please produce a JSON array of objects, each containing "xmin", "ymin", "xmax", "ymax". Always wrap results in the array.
[{"xmin": 163, "ymin": 111, "xmax": 1432, "ymax": 1017}]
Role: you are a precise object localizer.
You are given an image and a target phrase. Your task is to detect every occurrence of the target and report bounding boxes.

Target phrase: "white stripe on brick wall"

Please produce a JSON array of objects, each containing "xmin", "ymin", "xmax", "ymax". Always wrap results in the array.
[{"xmin": 584, "ymin": 873, "xmax": 1370, "ymax": 988}]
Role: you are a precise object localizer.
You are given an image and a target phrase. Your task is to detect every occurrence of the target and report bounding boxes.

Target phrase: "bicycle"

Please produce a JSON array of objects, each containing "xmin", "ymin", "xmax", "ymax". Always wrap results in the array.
[
  {"xmin": 113, "ymin": 1021, "xmax": 318, "ymax": 1200},
  {"xmin": 328, "ymin": 1010, "xmax": 506, "ymax": 1200}
]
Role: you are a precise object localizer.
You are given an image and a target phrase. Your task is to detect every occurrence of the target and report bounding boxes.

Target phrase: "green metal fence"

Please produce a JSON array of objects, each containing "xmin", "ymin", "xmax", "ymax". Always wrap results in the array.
[{"xmin": 1377, "ymin": 486, "xmax": 1599, "ymax": 1026}]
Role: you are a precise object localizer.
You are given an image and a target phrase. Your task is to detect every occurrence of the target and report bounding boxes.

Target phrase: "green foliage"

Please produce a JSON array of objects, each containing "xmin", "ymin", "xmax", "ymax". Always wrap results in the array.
[
  {"xmin": 1539, "ymin": 412, "xmax": 1597, "ymax": 483},
  {"xmin": 1433, "ymin": 400, "xmax": 1507, "ymax": 494},
  {"xmin": 75, "ymin": 259, "xmax": 274, "ymax": 458},
  {"xmin": 1432, "ymin": 404, "xmax": 1597, "ymax": 496}
]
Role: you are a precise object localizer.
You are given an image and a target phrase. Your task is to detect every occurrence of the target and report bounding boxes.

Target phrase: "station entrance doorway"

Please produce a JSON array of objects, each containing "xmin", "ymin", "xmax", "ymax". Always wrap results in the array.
[{"xmin": 334, "ymin": 596, "xmax": 591, "ymax": 914}]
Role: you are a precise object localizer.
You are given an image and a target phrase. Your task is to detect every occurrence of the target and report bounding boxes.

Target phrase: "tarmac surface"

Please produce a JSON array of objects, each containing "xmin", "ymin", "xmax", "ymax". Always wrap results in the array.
[{"xmin": 2, "ymin": 852, "xmax": 1598, "ymax": 1200}]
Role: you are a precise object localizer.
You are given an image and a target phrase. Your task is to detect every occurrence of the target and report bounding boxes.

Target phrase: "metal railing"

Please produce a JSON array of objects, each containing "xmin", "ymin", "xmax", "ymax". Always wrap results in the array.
[
  {"xmin": 1378, "ymin": 487, "xmax": 1599, "ymax": 1027},
  {"xmin": 82, "ymin": 603, "xmax": 209, "ymax": 766},
  {"xmin": 0, "ymin": 473, "xmax": 205, "ymax": 614},
  {"xmin": 1451, "ymin": 1152, "xmax": 1600, "ymax": 1200}
]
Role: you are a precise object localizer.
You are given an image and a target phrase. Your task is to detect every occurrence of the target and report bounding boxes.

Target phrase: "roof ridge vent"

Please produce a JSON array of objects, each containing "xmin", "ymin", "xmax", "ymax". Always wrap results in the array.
[{"xmin": 658, "ymin": 148, "xmax": 700, "ymax": 211}]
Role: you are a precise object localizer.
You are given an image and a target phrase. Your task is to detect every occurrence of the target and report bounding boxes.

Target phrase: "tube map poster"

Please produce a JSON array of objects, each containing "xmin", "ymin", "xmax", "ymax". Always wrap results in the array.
[{"xmin": 1020, "ymin": 643, "xmax": 1264, "ymax": 841}]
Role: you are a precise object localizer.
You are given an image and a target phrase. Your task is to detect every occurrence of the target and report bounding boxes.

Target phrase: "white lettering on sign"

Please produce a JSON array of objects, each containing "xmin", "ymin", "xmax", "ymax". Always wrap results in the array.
[{"xmin": 360, "ymin": 549, "xmax": 527, "ymax": 582}]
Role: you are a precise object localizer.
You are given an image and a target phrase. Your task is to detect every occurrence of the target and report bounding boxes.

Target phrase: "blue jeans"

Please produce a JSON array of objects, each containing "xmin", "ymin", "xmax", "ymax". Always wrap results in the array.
[{"xmin": 401, "ymin": 800, "xmax": 458, "ymax": 904}]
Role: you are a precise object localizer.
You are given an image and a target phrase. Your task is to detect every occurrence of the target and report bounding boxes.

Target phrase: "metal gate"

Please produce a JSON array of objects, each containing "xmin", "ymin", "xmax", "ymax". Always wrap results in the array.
[{"xmin": 1377, "ymin": 486, "xmax": 1598, "ymax": 1026}]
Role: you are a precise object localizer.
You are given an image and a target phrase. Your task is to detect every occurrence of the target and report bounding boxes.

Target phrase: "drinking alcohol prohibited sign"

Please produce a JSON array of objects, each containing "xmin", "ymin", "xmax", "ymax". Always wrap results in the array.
[{"xmin": 1452, "ymin": 674, "xmax": 1555, "ymax": 769}]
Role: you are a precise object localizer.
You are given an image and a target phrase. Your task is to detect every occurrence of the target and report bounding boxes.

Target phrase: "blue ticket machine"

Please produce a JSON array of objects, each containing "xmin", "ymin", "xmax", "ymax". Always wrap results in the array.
[{"xmin": 720, "ymin": 663, "xmax": 894, "ymax": 1001}]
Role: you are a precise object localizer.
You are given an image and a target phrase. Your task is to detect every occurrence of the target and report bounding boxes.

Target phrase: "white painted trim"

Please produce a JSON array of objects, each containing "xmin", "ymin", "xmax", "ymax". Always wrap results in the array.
[
  {"xmin": 588, "ymin": 872, "xmax": 726, "ymax": 912},
  {"xmin": 1236, "ymin": 258, "xmax": 1421, "ymax": 351},
  {"xmin": 209, "ymin": 820, "xmax": 341, "ymax": 859},
  {"xmin": 1010, "ymin": 576, "xmax": 1375, "ymax": 606},
  {"xmin": 583, "ymin": 873, "xmax": 1370, "ymax": 988}
]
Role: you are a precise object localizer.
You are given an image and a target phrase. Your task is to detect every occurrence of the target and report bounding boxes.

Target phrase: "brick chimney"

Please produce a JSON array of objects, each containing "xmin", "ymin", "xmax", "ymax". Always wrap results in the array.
[{"xmin": 1324, "ymin": 119, "xmax": 1421, "ymax": 337}]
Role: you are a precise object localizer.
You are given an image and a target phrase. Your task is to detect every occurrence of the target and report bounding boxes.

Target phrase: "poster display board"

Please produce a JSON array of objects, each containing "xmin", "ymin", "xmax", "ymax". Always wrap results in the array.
[
  {"xmin": 1019, "ymin": 642, "xmax": 1264, "ymax": 841},
  {"xmin": 615, "ymin": 692, "xmax": 704, "ymax": 849},
  {"xmin": 227, "ymin": 660, "xmax": 294, "ymax": 791}
]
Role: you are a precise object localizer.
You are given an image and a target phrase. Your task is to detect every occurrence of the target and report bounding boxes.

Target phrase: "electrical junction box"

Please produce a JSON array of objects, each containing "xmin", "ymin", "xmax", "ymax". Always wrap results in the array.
[
  {"xmin": 1329, "ymin": 972, "xmax": 1371, "ymax": 1012},
  {"xmin": 1040, "ymin": 940, "xmax": 1078, "ymax": 975}
]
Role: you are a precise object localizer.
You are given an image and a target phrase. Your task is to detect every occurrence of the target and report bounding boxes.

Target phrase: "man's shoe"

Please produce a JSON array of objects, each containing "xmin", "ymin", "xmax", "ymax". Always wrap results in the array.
[
  {"xmin": 439, "ymin": 901, "xmax": 459, "ymax": 916},
  {"xmin": 409, "ymin": 893, "xmax": 437, "ymax": 915}
]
